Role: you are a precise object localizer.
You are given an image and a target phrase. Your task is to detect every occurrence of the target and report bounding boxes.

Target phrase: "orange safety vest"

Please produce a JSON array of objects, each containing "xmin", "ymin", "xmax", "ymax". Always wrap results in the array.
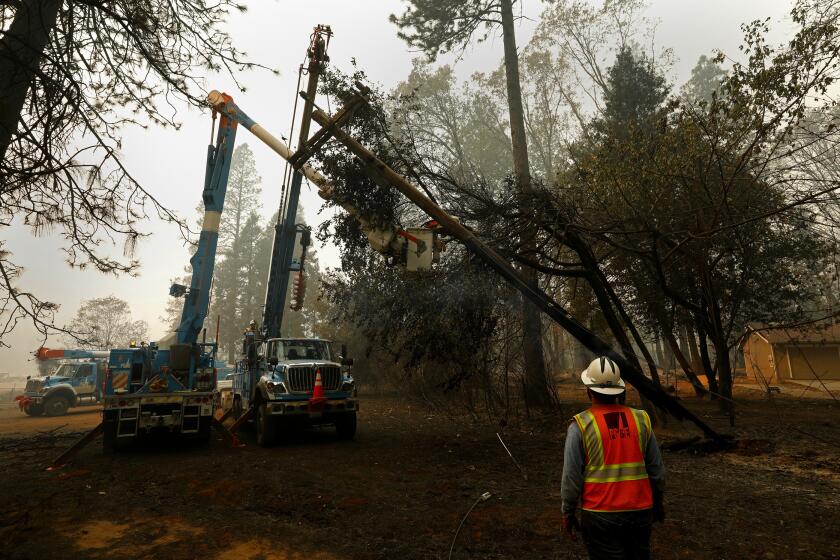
[{"xmin": 573, "ymin": 404, "xmax": 653, "ymax": 512}]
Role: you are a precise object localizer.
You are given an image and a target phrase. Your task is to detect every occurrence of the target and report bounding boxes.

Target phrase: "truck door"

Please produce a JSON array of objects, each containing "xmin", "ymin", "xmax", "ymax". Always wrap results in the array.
[{"xmin": 74, "ymin": 364, "xmax": 96, "ymax": 395}]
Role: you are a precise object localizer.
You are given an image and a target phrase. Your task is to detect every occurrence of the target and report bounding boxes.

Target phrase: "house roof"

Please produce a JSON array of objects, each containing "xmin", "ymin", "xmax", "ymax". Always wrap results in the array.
[{"xmin": 745, "ymin": 322, "xmax": 840, "ymax": 345}]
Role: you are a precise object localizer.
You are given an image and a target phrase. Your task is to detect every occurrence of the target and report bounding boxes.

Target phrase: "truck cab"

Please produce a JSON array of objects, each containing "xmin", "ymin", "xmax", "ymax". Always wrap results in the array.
[
  {"xmin": 231, "ymin": 337, "xmax": 357, "ymax": 446},
  {"xmin": 18, "ymin": 360, "xmax": 106, "ymax": 416}
]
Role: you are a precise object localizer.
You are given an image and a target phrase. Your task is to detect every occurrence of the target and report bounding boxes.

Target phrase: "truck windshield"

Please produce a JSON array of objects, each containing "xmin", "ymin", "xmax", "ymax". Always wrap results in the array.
[
  {"xmin": 54, "ymin": 364, "xmax": 77, "ymax": 377},
  {"xmin": 273, "ymin": 340, "xmax": 331, "ymax": 361}
]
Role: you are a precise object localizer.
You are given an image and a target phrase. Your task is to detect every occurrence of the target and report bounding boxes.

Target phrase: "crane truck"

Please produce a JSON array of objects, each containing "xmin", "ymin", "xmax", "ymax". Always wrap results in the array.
[
  {"xmin": 85, "ymin": 93, "xmax": 241, "ymax": 450},
  {"xmin": 16, "ymin": 348, "xmax": 110, "ymax": 416}
]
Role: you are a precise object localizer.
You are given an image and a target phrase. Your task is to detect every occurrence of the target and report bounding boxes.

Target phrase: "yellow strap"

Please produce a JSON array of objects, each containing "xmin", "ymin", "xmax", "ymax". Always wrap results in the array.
[
  {"xmin": 584, "ymin": 461, "xmax": 648, "ymax": 483},
  {"xmin": 629, "ymin": 409, "xmax": 650, "ymax": 454},
  {"xmin": 574, "ymin": 410, "xmax": 604, "ymax": 466}
]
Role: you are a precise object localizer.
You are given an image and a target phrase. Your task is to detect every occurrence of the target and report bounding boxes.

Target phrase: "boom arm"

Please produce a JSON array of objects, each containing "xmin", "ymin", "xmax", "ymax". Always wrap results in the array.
[
  {"xmin": 173, "ymin": 94, "xmax": 239, "ymax": 344},
  {"xmin": 205, "ymin": 92, "xmax": 404, "ymax": 260},
  {"xmin": 34, "ymin": 347, "xmax": 110, "ymax": 361},
  {"xmin": 261, "ymin": 27, "xmax": 328, "ymax": 338}
]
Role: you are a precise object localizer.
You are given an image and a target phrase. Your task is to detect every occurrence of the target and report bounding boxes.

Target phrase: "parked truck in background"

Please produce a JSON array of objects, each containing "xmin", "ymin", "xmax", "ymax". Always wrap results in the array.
[{"xmin": 17, "ymin": 348, "xmax": 110, "ymax": 416}]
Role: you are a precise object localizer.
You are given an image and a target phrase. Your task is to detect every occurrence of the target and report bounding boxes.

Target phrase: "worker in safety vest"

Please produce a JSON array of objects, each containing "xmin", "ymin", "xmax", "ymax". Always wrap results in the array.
[{"xmin": 561, "ymin": 357, "xmax": 666, "ymax": 560}]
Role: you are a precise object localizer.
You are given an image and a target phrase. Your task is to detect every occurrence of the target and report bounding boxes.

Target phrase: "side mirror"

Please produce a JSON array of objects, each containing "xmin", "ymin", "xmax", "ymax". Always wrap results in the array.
[
  {"xmin": 269, "ymin": 356, "xmax": 278, "ymax": 366},
  {"xmin": 341, "ymin": 343, "xmax": 348, "ymax": 358},
  {"xmin": 341, "ymin": 357, "xmax": 354, "ymax": 366}
]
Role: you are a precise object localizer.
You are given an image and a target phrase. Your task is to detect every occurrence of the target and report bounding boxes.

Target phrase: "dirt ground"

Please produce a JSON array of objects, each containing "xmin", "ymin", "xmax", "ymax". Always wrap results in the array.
[{"xmin": 0, "ymin": 383, "xmax": 838, "ymax": 560}]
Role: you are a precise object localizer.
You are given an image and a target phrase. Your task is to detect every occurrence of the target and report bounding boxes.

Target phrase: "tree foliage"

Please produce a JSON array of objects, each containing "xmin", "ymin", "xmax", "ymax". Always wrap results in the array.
[
  {"xmin": 65, "ymin": 295, "xmax": 148, "ymax": 349},
  {"xmin": 0, "ymin": 0, "xmax": 263, "ymax": 343},
  {"xmin": 560, "ymin": 6, "xmax": 840, "ymax": 410},
  {"xmin": 389, "ymin": 0, "xmax": 507, "ymax": 60}
]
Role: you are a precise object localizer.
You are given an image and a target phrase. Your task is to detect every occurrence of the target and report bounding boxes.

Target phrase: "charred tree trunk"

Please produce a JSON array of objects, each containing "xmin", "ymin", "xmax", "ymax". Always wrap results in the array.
[
  {"xmin": 499, "ymin": 0, "xmax": 550, "ymax": 407},
  {"xmin": 684, "ymin": 323, "xmax": 704, "ymax": 377},
  {"xmin": 707, "ymin": 297, "xmax": 734, "ymax": 423},
  {"xmin": 565, "ymin": 235, "xmax": 661, "ymax": 420},
  {"xmin": 657, "ymin": 308, "xmax": 707, "ymax": 397},
  {"xmin": 654, "ymin": 334, "xmax": 666, "ymax": 368},
  {"xmin": 0, "ymin": 0, "xmax": 63, "ymax": 161},
  {"xmin": 696, "ymin": 316, "xmax": 719, "ymax": 397},
  {"xmin": 594, "ymin": 266, "xmax": 661, "ymax": 386}
]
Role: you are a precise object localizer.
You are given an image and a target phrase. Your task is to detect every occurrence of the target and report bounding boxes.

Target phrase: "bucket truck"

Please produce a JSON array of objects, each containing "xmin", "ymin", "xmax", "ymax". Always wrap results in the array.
[
  {"xmin": 16, "ymin": 348, "xmax": 110, "ymax": 416},
  {"xmin": 223, "ymin": 26, "xmax": 361, "ymax": 446}
]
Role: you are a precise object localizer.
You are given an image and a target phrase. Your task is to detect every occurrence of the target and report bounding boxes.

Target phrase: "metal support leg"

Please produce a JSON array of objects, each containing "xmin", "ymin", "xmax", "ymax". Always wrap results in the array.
[
  {"xmin": 48, "ymin": 422, "xmax": 104, "ymax": 470},
  {"xmin": 227, "ymin": 406, "xmax": 254, "ymax": 435},
  {"xmin": 216, "ymin": 406, "xmax": 234, "ymax": 423},
  {"xmin": 211, "ymin": 416, "xmax": 243, "ymax": 447}
]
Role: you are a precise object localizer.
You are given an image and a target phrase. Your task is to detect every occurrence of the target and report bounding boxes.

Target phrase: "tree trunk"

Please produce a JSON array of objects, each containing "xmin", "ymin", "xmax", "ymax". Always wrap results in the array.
[
  {"xmin": 696, "ymin": 319, "xmax": 719, "ymax": 397},
  {"xmin": 594, "ymin": 265, "xmax": 660, "ymax": 386},
  {"xmin": 707, "ymin": 296, "xmax": 734, "ymax": 423},
  {"xmin": 499, "ymin": 0, "xmax": 550, "ymax": 407},
  {"xmin": 684, "ymin": 323, "xmax": 704, "ymax": 377},
  {"xmin": 566, "ymin": 239, "xmax": 661, "ymax": 420},
  {"xmin": 654, "ymin": 334, "xmax": 665, "ymax": 368},
  {"xmin": 657, "ymin": 309, "xmax": 707, "ymax": 397},
  {"xmin": 0, "ymin": 0, "xmax": 63, "ymax": 161}
]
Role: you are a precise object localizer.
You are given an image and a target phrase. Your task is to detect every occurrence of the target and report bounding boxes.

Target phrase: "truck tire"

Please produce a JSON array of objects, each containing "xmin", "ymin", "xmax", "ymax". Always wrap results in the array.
[
  {"xmin": 255, "ymin": 403, "xmax": 276, "ymax": 447},
  {"xmin": 335, "ymin": 411, "xmax": 357, "ymax": 440},
  {"xmin": 43, "ymin": 395, "xmax": 70, "ymax": 416},
  {"xmin": 24, "ymin": 403, "xmax": 44, "ymax": 416}
]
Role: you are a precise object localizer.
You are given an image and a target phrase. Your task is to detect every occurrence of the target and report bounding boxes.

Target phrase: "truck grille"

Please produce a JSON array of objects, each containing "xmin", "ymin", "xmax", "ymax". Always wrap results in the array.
[
  {"xmin": 25, "ymin": 379, "xmax": 42, "ymax": 393},
  {"xmin": 287, "ymin": 366, "xmax": 340, "ymax": 393}
]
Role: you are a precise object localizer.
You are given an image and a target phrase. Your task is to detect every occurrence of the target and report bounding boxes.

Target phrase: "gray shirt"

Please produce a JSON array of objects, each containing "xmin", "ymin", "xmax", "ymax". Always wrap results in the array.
[{"xmin": 560, "ymin": 412, "xmax": 666, "ymax": 515}]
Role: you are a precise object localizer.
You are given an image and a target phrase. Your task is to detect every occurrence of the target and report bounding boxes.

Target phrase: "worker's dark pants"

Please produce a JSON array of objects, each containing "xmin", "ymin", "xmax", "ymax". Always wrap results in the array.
[{"xmin": 581, "ymin": 510, "xmax": 653, "ymax": 560}]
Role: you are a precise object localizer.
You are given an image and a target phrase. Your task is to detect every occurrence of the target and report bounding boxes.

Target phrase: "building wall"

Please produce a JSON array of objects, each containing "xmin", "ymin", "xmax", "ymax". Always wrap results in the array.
[
  {"xmin": 742, "ymin": 335, "xmax": 778, "ymax": 384},
  {"xmin": 774, "ymin": 347, "xmax": 792, "ymax": 380},
  {"xmin": 785, "ymin": 345, "xmax": 840, "ymax": 380}
]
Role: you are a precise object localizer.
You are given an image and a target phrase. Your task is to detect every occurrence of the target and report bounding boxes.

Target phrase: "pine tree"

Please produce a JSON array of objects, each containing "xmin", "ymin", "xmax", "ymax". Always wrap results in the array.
[{"xmin": 391, "ymin": 0, "xmax": 552, "ymax": 407}]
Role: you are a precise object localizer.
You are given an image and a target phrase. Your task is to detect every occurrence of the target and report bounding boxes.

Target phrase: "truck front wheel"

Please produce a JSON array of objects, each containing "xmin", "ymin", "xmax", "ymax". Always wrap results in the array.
[
  {"xmin": 335, "ymin": 412, "xmax": 357, "ymax": 440},
  {"xmin": 24, "ymin": 403, "xmax": 44, "ymax": 416},
  {"xmin": 43, "ymin": 395, "xmax": 70, "ymax": 416},
  {"xmin": 255, "ymin": 404, "xmax": 276, "ymax": 447}
]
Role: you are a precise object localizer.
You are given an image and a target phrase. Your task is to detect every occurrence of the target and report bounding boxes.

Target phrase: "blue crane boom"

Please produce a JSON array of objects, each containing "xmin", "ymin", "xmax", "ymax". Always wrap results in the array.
[
  {"xmin": 172, "ymin": 95, "xmax": 239, "ymax": 344},
  {"xmin": 261, "ymin": 25, "xmax": 331, "ymax": 338}
]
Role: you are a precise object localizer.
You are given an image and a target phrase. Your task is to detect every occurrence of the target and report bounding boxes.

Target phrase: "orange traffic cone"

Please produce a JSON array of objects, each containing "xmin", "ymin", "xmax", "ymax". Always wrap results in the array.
[{"xmin": 309, "ymin": 369, "xmax": 327, "ymax": 412}]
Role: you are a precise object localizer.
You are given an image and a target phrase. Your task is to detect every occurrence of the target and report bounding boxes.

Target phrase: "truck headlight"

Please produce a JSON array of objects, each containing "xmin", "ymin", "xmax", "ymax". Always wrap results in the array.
[{"xmin": 266, "ymin": 382, "xmax": 288, "ymax": 395}]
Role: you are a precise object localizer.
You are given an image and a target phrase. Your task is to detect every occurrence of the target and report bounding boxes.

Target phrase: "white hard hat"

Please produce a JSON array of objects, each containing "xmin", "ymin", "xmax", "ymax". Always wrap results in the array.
[{"xmin": 581, "ymin": 357, "xmax": 626, "ymax": 395}]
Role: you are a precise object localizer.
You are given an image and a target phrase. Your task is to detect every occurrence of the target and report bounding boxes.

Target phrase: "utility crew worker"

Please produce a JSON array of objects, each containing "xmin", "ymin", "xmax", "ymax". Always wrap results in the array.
[{"xmin": 561, "ymin": 357, "xmax": 665, "ymax": 560}]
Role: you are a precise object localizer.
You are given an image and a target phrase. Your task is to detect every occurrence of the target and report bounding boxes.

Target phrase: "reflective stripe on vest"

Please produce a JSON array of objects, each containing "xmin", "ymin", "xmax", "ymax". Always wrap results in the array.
[{"xmin": 574, "ymin": 405, "xmax": 653, "ymax": 512}]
